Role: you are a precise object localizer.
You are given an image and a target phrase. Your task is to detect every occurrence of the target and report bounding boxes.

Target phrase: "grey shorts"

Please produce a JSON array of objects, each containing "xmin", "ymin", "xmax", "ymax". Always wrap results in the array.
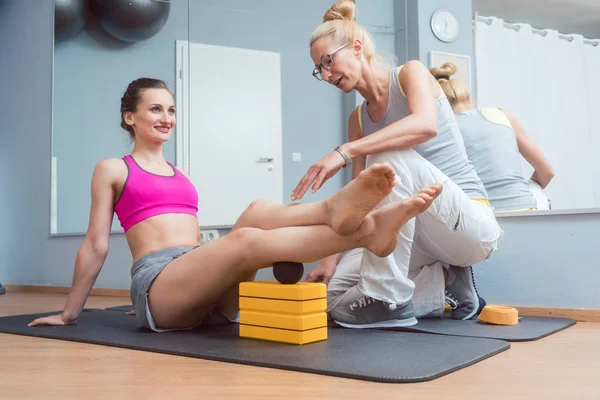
[{"xmin": 130, "ymin": 246, "xmax": 238, "ymax": 332}]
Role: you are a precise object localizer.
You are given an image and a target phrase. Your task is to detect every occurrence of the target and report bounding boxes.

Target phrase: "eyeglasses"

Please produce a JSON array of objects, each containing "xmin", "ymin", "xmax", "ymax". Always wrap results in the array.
[{"xmin": 312, "ymin": 43, "xmax": 350, "ymax": 81}]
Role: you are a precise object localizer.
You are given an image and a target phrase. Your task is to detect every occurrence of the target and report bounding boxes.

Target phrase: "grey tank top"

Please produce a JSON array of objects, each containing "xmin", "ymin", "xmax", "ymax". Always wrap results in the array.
[
  {"xmin": 455, "ymin": 108, "xmax": 536, "ymax": 211},
  {"xmin": 359, "ymin": 67, "xmax": 487, "ymax": 199}
]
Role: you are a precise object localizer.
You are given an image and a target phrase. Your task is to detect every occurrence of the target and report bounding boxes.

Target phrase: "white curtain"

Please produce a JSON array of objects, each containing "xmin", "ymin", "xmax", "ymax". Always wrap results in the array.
[{"xmin": 474, "ymin": 16, "xmax": 600, "ymax": 211}]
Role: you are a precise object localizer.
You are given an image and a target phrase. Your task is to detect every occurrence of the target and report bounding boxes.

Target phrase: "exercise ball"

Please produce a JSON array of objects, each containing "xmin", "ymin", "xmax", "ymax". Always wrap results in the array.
[
  {"xmin": 54, "ymin": 0, "xmax": 87, "ymax": 41},
  {"xmin": 273, "ymin": 262, "xmax": 304, "ymax": 285},
  {"xmin": 90, "ymin": 0, "xmax": 170, "ymax": 43}
]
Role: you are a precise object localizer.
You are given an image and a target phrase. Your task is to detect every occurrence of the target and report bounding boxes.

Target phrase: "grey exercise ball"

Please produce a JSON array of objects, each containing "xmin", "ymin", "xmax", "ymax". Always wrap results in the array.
[
  {"xmin": 54, "ymin": 0, "xmax": 87, "ymax": 41},
  {"xmin": 90, "ymin": 0, "xmax": 170, "ymax": 43}
]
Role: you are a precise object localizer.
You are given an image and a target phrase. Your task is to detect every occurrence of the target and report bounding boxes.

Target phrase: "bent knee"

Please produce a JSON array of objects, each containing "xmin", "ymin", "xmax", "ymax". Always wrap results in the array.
[
  {"xmin": 234, "ymin": 199, "xmax": 275, "ymax": 229},
  {"xmin": 228, "ymin": 227, "xmax": 263, "ymax": 265},
  {"xmin": 246, "ymin": 199, "xmax": 274, "ymax": 213}
]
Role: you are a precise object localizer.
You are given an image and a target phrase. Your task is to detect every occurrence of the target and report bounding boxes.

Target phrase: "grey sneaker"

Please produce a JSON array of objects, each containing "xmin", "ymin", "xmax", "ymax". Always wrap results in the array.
[
  {"xmin": 445, "ymin": 265, "xmax": 480, "ymax": 320},
  {"xmin": 445, "ymin": 293, "xmax": 486, "ymax": 314},
  {"xmin": 329, "ymin": 296, "xmax": 417, "ymax": 329}
]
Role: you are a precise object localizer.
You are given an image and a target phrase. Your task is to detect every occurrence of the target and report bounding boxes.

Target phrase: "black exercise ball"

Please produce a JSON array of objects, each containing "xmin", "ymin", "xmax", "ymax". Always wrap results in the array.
[
  {"xmin": 90, "ymin": 0, "xmax": 170, "ymax": 43},
  {"xmin": 55, "ymin": 0, "xmax": 87, "ymax": 41},
  {"xmin": 273, "ymin": 262, "xmax": 304, "ymax": 285}
]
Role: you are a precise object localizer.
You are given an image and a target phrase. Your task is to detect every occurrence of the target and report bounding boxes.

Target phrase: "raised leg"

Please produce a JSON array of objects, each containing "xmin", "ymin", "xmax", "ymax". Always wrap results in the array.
[
  {"xmin": 148, "ymin": 185, "xmax": 441, "ymax": 329},
  {"xmin": 232, "ymin": 163, "xmax": 396, "ymax": 235},
  {"xmin": 221, "ymin": 162, "xmax": 399, "ymax": 319}
]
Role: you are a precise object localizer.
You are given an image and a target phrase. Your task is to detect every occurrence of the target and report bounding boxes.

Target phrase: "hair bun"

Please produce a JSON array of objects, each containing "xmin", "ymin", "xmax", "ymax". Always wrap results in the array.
[
  {"xmin": 323, "ymin": 0, "xmax": 355, "ymax": 23},
  {"xmin": 429, "ymin": 62, "xmax": 458, "ymax": 81}
]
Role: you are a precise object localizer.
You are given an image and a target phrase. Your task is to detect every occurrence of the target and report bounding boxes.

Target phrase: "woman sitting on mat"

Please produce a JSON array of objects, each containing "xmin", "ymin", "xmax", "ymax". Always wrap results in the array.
[
  {"xmin": 430, "ymin": 62, "xmax": 555, "ymax": 212},
  {"xmin": 292, "ymin": 0, "xmax": 503, "ymax": 327},
  {"xmin": 28, "ymin": 77, "xmax": 440, "ymax": 332}
]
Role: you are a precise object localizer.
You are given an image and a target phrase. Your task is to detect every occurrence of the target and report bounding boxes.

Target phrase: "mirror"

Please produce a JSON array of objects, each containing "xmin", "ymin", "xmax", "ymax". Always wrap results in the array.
[
  {"xmin": 51, "ymin": 0, "xmax": 189, "ymax": 235},
  {"xmin": 50, "ymin": 0, "xmax": 347, "ymax": 236},
  {"xmin": 51, "ymin": 0, "xmax": 600, "ymax": 236},
  {"xmin": 469, "ymin": 0, "xmax": 600, "ymax": 214}
]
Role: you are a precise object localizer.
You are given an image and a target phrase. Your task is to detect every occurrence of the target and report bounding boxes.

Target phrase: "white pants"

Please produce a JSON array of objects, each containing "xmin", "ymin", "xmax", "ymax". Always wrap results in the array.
[{"xmin": 327, "ymin": 149, "xmax": 504, "ymax": 318}]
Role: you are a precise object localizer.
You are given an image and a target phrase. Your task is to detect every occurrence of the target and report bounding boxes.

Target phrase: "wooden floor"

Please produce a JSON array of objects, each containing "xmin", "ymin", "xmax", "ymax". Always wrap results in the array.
[{"xmin": 0, "ymin": 293, "xmax": 599, "ymax": 399}]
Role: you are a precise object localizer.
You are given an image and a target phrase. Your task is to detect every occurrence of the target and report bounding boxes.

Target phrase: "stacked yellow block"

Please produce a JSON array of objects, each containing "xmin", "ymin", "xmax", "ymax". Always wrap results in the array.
[{"xmin": 238, "ymin": 281, "xmax": 328, "ymax": 345}]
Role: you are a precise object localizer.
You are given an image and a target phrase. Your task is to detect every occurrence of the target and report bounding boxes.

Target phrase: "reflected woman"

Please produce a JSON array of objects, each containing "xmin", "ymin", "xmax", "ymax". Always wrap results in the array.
[{"xmin": 430, "ymin": 62, "xmax": 555, "ymax": 211}]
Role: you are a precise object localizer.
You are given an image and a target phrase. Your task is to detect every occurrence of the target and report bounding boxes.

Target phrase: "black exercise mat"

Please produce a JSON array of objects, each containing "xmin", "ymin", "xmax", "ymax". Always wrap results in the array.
[
  {"xmin": 105, "ymin": 305, "xmax": 134, "ymax": 312},
  {"xmin": 0, "ymin": 310, "xmax": 509, "ymax": 383},
  {"xmin": 106, "ymin": 305, "xmax": 576, "ymax": 342},
  {"xmin": 392, "ymin": 315, "xmax": 576, "ymax": 342}
]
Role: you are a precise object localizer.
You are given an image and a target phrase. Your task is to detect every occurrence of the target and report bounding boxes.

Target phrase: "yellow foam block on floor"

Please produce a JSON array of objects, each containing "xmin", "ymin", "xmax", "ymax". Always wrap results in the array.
[
  {"xmin": 239, "ymin": 324, "xmax": 328, "ymax": 345},
  {"xmin": 478, "ymin": 305, "xmax": 519, "ymax": 325},
  {"xmin": 239, "ymin": 281, "xmax": 326, "ymax": 301},
  {"xmin": 240, "ymin": 310, "xmax": 327, "ymax": 331},
  {"xmin": 239, "ymin": 297, "xmax": 327, "ymax": 315}
]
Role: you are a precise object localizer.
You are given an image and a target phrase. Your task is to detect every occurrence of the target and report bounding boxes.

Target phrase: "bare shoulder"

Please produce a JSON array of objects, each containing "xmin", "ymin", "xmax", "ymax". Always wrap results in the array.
[
  {"xmin": 401, "ymin": 59, "xmax": 426, "ymax": 72},
  {"xmin": 398, "ymin": 60, "xmax": 436, "ymax": 93},
  {"xmin": 93, "ymin": 158, "xmax": 127, "ymax": 184},
  {"xmin": 398, "ymin": 60, "xmax": 427, "ymax": 80}
]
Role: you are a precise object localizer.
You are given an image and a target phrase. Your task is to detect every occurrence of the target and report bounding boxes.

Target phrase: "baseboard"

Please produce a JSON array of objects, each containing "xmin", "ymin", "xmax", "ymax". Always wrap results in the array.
[
  {"xmin": 3, "ymin": 285, "xmax": 599, "ymax": 322},
  {"xmin": 513, "ymin": 306, "xmax": 600, "ymax": 323},
  {"xmin": 3, "ymin": 285, "xmax": 129, "ymax": 297}
]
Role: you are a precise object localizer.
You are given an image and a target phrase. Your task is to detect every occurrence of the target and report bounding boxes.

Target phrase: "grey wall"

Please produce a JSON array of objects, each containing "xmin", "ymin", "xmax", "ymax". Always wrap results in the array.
[
  {"xmin": 475, "ymin": 214, "xmax": 600, "ymax": 309},
  {"xmin": 394, "ymin": 0, "xmax": 420, "ymax": 65}
]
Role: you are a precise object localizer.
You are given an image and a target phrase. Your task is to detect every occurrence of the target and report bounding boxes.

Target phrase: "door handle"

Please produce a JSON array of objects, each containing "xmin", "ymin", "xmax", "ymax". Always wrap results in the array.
[{"xmin": 256, "ymin": 157, "xmax": 274, "ymax": 163}]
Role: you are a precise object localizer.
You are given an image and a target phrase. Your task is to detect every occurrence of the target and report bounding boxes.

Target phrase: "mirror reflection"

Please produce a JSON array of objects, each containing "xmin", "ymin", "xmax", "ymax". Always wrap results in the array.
[
  {"xmin": 51, "ymin": 0, "xmax": 600, "ymax": 236},
  {"xmin": 52, "ymin": 0, "xmax": 184, "ymax": 235},
  {"xmin": 468, "ymin": 0, "xmax": 600, "ymax": 213}
]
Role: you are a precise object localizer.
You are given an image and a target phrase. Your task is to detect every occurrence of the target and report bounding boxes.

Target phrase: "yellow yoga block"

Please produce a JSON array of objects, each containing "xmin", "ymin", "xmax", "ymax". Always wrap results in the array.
[
  {"xmin": 240, "ymin": 310, "xmax": 327, "ymax": 331},
  {"xmin": 239, "ymin": 324, "xmax": 328, "ymax": 345},
  {"xmin": 239, "ymin": 281, "xmax": 326, "ymax": 301},
  {"xmin": 239, "ymin": 296, "xmax": 327, "ymax": 315},
  {"xmin": 478, "ymin": 305, "xmax": 519, "ymax": 326}
]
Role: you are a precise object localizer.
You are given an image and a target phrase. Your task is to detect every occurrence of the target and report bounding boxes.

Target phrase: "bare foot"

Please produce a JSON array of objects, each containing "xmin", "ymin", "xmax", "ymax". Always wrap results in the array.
[
  {"xmin": 361, "ymin": 182, "xmax": 443, "ymax": 257},
  {"xmin": 326, "ymin": 163, "xmax": 396, "ymax": 236}
]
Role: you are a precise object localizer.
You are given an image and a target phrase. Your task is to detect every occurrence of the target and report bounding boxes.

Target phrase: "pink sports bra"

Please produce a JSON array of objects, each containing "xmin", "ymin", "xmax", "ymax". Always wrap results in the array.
[{"xmin": 114, "ymin": 155, "xmax": 198, "ymax": 232}]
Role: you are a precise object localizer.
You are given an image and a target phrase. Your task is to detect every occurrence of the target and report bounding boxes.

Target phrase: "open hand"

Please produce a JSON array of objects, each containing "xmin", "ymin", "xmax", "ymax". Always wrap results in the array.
[
  {"xmin": 291, "ymin": 151, "xmax": 345, "ymax": 201},
  {"xmin": 28, "ymin": 313, "xmax": 76, "ymax": 327}
]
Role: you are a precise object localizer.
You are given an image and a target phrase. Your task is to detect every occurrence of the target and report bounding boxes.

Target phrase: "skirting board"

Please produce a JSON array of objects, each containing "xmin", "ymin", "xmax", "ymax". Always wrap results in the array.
[
  {"xmin": 514, "ymin": 306, "xmax": 600, "ymax": 323},
  {"xmin": 3, "ymin": 285, "xmax": 129, "ymax": 297},
  {"xmin": 3, "ymin": 285, "xmax": 599, "ymax": 322}
]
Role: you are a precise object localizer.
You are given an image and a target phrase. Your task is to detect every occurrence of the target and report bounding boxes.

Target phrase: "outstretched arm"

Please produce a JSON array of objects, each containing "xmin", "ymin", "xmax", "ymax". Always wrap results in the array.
[
  {"xmin": 292, "ymin": 61, "xmax": 437, "ymax": 200},
  {"xmin": 342, "ymin": 60, "xmax": 438, "ymax": 160},
  {"xmin": 29, "ymin": 160, "xmax": 118, "ymax": 326},
  {"xmin": 502, "ymin": 109, "xmax": 555, "ymax": 188}
]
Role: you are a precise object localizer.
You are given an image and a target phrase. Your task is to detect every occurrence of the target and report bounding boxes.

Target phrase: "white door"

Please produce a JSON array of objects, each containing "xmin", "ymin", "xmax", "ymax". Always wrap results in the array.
[{"xmin": 176, "ymin": 41, "xmax": 283, "ymax": 227}]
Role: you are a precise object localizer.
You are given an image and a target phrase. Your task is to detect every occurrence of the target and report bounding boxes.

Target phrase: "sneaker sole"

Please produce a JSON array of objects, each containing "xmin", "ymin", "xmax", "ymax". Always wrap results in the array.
[{"xmin": 334, "ymin": 316, "xmax": 418, "ymax": 329}]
